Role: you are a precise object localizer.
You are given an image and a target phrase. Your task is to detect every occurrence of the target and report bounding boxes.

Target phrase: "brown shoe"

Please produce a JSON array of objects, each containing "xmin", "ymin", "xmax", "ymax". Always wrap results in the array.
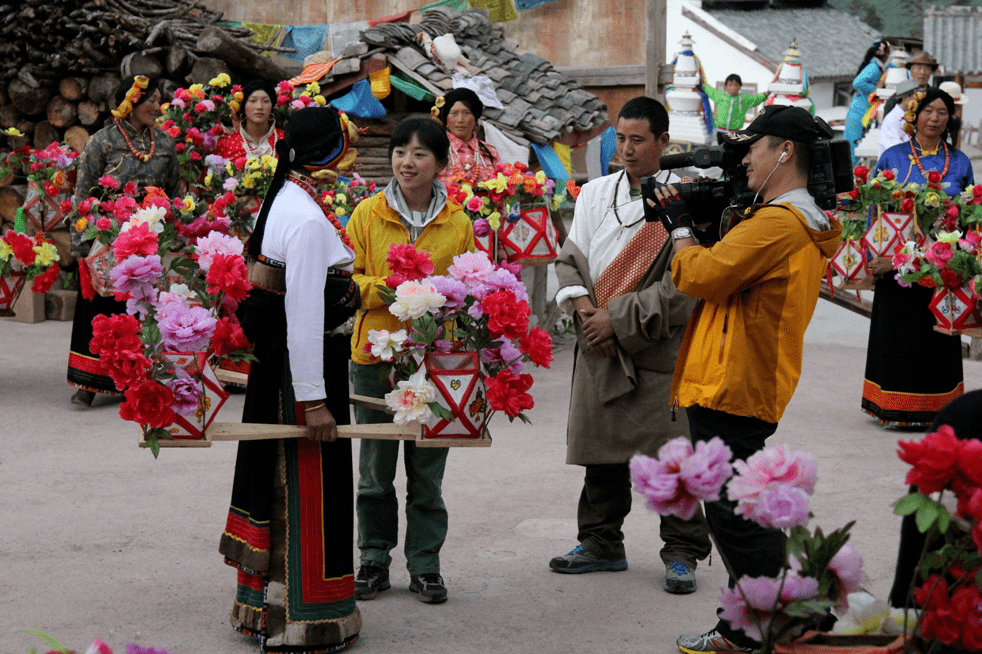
[{"xmin": 70, "ymin": 389, "xmax": 95, "ymax": 407}]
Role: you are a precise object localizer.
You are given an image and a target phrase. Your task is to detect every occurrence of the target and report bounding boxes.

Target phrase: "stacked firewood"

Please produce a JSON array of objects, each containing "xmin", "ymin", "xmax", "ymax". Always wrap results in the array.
[{"xmin": 0, "ymin": 0, "xmax": 297, "ymax": 157}]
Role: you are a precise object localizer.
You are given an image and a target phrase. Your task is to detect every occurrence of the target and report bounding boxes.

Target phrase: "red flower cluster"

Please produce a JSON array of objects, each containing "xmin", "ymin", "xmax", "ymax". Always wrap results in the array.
[
  {"xmin": 119, "ymin": 381, "xmax": 177, "ymax": 428},
  {"xmin": 486, "ymin": 369, "xmax": 534, "ymax": 418},
  {"xmin": 897, "ymin": 426, "xmax": 982, "ymax": 495},
  {"xmin": 31, "ymin": 265, "xmax": 60, "ymax": 293},
  {"xmin": 205, "ymin": 253, "xmax": 251, "ymax": 301},
  {"xmin": 210, "ymin": 316, "xmax": 251, "ymax": 357},
  {"xmin": 2, "ymin": 231, "xmax": 35, "ymax": 265},
  {"xmin": 853, "ymin": 165, "xmax": 869, "ymax": 183},
  {"xmin": 90, "ymin": 313, "xmax": 151, "ymax": 390},
  {"xmin": 519, "ymin": 326, "xmax": 553, "ymax": 368},
  {"xmin": 113, "ymin": 222, "xmax": 159, "ymax": 260},
  {"xmin": 915, "ymin": 575, "xmax": 982, "ymax": 651},
  {"xmin": 482, "ymin": 290, "xmax": 530, "ymax": 340},
  {"xmin": 387, "ymin": 244, "xmax": 434, "ymax": 282}
]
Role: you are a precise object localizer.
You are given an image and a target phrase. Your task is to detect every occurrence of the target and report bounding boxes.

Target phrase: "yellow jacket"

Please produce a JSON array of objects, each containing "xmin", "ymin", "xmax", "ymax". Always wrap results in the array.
[
  {"xmin": 348, "ymin": 191, "xmax": 475, "ymax": 365},
  {"xmin": 669, "ymin": 203, "xmax": 842, "ymax": 423}
]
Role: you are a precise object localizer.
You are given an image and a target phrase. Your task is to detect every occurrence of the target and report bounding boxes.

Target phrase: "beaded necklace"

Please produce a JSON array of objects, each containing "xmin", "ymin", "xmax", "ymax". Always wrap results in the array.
[
  {"xmin": 611, "ymin": 171, "xmax": 645, "ymax": 233},
  {"xmin": 115, "ymin": 119, "xmax": 155, "ymax": 163},
  {"xmin": 910, "ymin": 137, "xmax": 949, "ymax": 179},
  {"xmin": 287, "ymin": 171, "xmax": 353, "ymax": 249}
]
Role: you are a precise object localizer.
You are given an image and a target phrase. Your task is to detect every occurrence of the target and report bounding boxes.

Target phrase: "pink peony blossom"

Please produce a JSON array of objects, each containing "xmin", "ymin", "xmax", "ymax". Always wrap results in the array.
[
  {"xmin": 157, "ymin": 303, "xmax": 217, "ymax": 352},
  {"xmin": 752, "ymin": 483, "xmax": 811, "ymax": 528},
  {"xmin": 194, "ymin": 230, "xmax": 244, "ymax": 271},
  {"xmin": 480, "ymin": 267, "xmax": 529, "ymax": 302},
  {"xmin": 167, "ymin": 375, "xmax": 202, "ymax": 416},
  {"xmin": 630, "ymin": 436, "xmax": 733, "ymax": 520},
  {"xmin": 429, "ymin": 275, "xmax": 469, "ymax": 311},
  {"xmin": 924, "ymin": 241, "xmax": 954, "ymax": 269},
  {"xmin": 466, "ymin": 195, "xmax": 484, "ymax": 212},
  {"xmin": 827, "ymin": 543, "xmax": 866, "ymax": 610},
  {"xmin": 480, "ymin": 340, "xmax": 525, "ymax": 374},
  {"xmin": 110, "ymin": 254, "xmax": 163, "ymax": 316},
  {"xmin": 728, "ymin": 444, "xmax": 817, "ymax": 526},
  {"xmin": 473, "ymin": 218, "xmax": 491, "ymax": 237},
  {"xmin": 448, "ymin": 251, "xmax": 496, "ymax": 286},
  {"xmin": 719, "ymin": 574, "xmax": 821, "ymax": 641}
]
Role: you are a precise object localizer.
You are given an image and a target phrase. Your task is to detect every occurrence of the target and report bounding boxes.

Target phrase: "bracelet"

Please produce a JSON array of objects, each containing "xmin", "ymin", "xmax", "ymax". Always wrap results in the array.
[{"xmin": 304, "ymin": 402, "xmax": 326, "ymax": 412}]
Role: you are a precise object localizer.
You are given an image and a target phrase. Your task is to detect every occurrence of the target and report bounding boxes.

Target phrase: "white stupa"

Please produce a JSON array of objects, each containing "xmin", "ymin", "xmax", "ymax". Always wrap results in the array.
[
  {"xmin": 665, "ymin": 32, "xmax": 713, "ymax": 146},
  {"xmin": 855, "ymin": 46, "xmax": 911, "ymax": 162},
  {"xmin": 765, "ymin": 40, "xmax": 815, "ymax": 114}
]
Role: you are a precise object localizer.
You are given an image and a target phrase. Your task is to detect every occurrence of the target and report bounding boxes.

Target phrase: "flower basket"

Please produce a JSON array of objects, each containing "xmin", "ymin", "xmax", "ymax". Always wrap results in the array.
[
  {"xmin": 422, "ymin": 351, "xmax": 488, "ymax": 439},
  {"xmin": 474, "ymin": 228, "xmax": 496, "ymax": 260},
  {"xmin": 0, "ymin": 270, "xmax": 26, "ymax": 316},
  {"xmin": 831, "ymin": 238, "xmax": 867, "ymax": 285},
  {"xmin": 156, "ymin": 352, "xmax": 230, "ymax": 439},
  {"xmin": 928, "ymin": 283, "xmax": 982, "ymax": 332},
  {"xmin": 499, "ymin": 203, "xmax": 559, "ymax": 267},
  {"xmin": 862, "ymin": 211, "xmax": 924, "ymax": 258},
  {"xmin": 773, "ymin": 631, "xmax": 907, "ymax": 654},
  {"xmin": 215, "ymin": 356, "xmax": 251, "ymax": 387},
  {"xmin": 22, "ymin": 174, "xmax": 75, "ymax": 232},
  {"xmin": 83, "ymin": 239, "xmax": 116, "ymax": 297}
]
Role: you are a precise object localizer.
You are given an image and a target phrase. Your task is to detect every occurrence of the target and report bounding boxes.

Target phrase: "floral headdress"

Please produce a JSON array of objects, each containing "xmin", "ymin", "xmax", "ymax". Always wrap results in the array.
[
  {"xmin": 112, "ymin": 76, "xmax": 150, "ymax": 119},
  {"xmin": 902, "ymin": 90, "xmax": 926, "ymax": 137},
  {"xmin": 430, "ymin": 95, "xmax": 445, "ymax": 121}
]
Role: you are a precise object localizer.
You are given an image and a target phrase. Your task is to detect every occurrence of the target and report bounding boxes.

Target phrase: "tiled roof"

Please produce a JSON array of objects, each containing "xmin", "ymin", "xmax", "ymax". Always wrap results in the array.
[
  {"xmin": 925, "ymin": 6, "xmax": 982, "ymax": 74},
  {"xmin": 703, "ymin": 6, "xmax": 881, "ymax": 80},
  {"xmin": 351, "ymin": 6, "xmax": 608, "ymax": 145}
]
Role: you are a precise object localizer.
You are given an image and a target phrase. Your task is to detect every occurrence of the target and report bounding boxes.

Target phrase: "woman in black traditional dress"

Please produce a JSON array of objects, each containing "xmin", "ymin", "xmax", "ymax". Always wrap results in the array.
[
  {"xmin": 862, "ymin": 87, "xmax": 973, "ymax": 427},
  {"xmin": 218, "ymin": 107, "xmax": 362, "ymax": 653},
  {"xmin": 67, "ymin": 75, "xmax": 180, "ymax": 406}
]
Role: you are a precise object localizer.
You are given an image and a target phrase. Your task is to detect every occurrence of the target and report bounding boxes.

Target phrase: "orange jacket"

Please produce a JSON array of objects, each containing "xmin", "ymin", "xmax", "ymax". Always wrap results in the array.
[
  {"xmin": 347, "ymin": 191, "xmax": 475, "ymax": 365},
  {"xmin": 670, "ymin": 203, "xmax": 842, "ymax": 423}
]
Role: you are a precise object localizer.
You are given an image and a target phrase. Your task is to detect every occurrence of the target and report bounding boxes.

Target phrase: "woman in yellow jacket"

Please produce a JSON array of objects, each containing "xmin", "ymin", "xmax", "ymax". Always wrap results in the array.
[{"xmin": 346, "ymin": 117, "xmax": 474, "ymax": 605}]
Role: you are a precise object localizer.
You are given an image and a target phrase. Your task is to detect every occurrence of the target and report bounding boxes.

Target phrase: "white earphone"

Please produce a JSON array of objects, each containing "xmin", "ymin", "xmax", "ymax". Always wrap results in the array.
[{"xmin": 778, "ymin": 151, "xmax": 788, "ymax": 162}]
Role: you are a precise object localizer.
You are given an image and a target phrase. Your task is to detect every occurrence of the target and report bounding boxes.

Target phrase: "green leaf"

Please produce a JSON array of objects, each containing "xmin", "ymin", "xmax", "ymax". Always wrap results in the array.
[
  {"xmin": 17, "ymin": 629, "xmax": 71, "ymax": 653},
  {"xmin": 516, "ymin": 412, "xmax": 532, "ymax": 425},
  {"xmin": 936, "ymin": 509, "xmax": 950, "ymax": 534},
  {"xmin": 894, "ymin": 492, "xmax": 929, "ymax": 516},
  {"xmin": 916, "ymin": 503, "xmax": 940, "ymax": 533},
  {"xmin": 428, "ymin": 402, "xmax": 453, "ymax": 421}
]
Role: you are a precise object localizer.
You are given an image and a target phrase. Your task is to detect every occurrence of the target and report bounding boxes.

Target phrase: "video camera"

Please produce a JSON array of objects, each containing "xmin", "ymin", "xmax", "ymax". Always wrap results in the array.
[{"xmin": 640, "ymin": 119, "xmax": 854, "ymax": 242}]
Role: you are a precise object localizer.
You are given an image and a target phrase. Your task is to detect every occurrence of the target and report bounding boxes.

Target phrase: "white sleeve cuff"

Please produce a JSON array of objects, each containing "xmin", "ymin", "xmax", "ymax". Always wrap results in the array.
[
  {"xmin": 292, "ymin": 380, "xmax": 327, "ymax": 403},
  {"xmin": 555, "ymin": 285, "xmax": 590, "ymax": 316}
]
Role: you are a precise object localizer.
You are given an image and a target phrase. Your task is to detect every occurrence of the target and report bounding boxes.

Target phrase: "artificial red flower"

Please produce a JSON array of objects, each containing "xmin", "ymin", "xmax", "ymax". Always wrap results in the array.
[
  {"xmin": 853, "ymin": 165, "xmax": 869, "ymax": 183},
  {"xmin": 96, "ymin": 217, "xmax": 113, "ymax": 231},
  {"xmin": 900, "ymin": 197, "xmax": 915, "ymax": 214},
  {"xmin": 123, "ymin": 182, "xmax": 138, "ymax": 196},
  {"xmin": 386, "ymin": 244, "xmax": 434, "ymax": 282},
  {"xmin": 519, "ymin": 326, "xmax": 553, "ymax": 368},
  {"xmin": 119, "ymin": 381, "xmax": 177, "ymax": 428},
  {"xmin": 98, "ymin": 175, "xmax": 120, "ymax": 190},
  {"xmin": 3, "ymin": 232, "xmax": 35, "ymax": 265},
  {"xmin": 482, "ymin": 289, "xmax": 530, "ymax": 340},
  {"xmin": 928, "ymin": 170, "xmax": 943, "ymax": 184},
  {"xmin": 205, "ymin": 253, "xmax": 251, "ymax": 301},
  {"xmin": 846, "ymin": 188, "xmax": 859, "ymax": 200},
  {"xmin": 897, "ymin": 425, "xmax": 961, "ymax": 494},
  {"xmin": 385, "ymin": 272, "xmax": 407, "ymax": 289},
  {"xmin": 113, "ymin": 222, "xmax": 159, "ymax": 260},
  {"xmin": 77, "ymin": 198, "xmax": 94, "ymax": 215},
  {"xmin": 566, "ymin": 179, "xmax": 581, "ymax": 200},
  {"xmin": 915, "ymin": 575, "xmax": 961, "ymax": 645},
  {"xmin": 111, "ymin": 196, "xmax": 138, "ymax": 220},
  {"xmin": 31, "ymin": 265, "xmax": 60, "ymax": 294},
  {"xmin": 59, "ymin": 199, "xmax": 73, "ymax": 214},
  {"xmin": 951, "ymin": 583, "xmax": 982, "ymax": 651},
  {"xmin": 882, "ymin": 169, "xmax": 896, "ymax": 181},
  {"xmin": 940, "ymin": 268, "xmax": 961, "ymax": 288},
  {"xmin": 210, "ymin": 316, "xmax": 251, "ymax": 357},
  {"xmin": 485, "ymin": 369, "xmax": 534, "ymax": 418},
  {"xmin": 89, "ymin": 313, "xmax": 143, "ymax": 358},
  {"xmin": 105, "ymin": 347, "xmax": 152, "ymax": 391}
]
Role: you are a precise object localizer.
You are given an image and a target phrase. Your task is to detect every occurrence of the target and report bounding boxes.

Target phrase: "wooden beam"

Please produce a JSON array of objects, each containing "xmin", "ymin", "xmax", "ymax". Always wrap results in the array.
[
  {"xmin": 647, "ymin": 0, "xmax": 668, "ymax": 100},
  {"xmin": 819, "ymin": 282, "xmax": 871, "ymax": 319},
  {"xmin": 555, "ymin": 65, "xmax": 647, "ymax": 87}
]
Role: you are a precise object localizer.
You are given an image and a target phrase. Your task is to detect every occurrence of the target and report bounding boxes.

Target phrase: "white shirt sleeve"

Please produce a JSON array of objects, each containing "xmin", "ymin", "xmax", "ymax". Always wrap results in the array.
[{"xmin": 878, "ymin": 106, "xmax": 909, "ymax": 157}]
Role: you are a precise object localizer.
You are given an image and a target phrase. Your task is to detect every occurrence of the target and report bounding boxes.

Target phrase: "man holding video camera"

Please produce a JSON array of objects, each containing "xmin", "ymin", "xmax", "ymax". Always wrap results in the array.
[
  {"xmin": 648, "ymin": 105, "xmax": 843, "ymax": 653},
  {"xmin": 550, "ymin": 96, "xmax": 712, "ymax": 595}
]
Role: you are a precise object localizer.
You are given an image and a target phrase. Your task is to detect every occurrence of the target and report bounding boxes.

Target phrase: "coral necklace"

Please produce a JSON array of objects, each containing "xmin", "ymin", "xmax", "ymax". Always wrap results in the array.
[
  {"xmin": 910, "ymin": 137, "xmax": 949, "ymax": 179},
  {"xmin": 287, "ymin": 171, "xmax": 353, "ymax": 249},
  {"xmin": 115, "ymin": 119, "xmax": 155, "ymax": 163}
]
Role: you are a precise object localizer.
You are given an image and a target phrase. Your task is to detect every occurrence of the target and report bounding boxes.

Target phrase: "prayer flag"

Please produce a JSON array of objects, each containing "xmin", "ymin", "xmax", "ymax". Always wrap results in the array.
[{"xmin": 281, "ymin": 25, "xmax": 330, "ymax": 62}]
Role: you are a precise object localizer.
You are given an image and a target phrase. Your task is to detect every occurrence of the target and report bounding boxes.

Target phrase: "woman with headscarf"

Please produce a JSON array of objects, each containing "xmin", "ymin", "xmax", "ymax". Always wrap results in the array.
[
  {"xmin": 862, "ymin": 87, "xmax": 973, "ymax": 428},
  {"xmin": 67, "ymin": 75, "xmax": 180, "ymax": 407},
  {"xmin": 436, "ymin": 87, "xmax": 499, "ymax": 187},
  {"xmin": 214, "ymin": 79, "xmax": 284, "ymax": 162},
  {"xmin": 218, "ymin": 106, "xmax": 362, "ymax": 653},
  {"xmin": 844, "ymin": 40, "xmax": 889, "ymax": 165}
]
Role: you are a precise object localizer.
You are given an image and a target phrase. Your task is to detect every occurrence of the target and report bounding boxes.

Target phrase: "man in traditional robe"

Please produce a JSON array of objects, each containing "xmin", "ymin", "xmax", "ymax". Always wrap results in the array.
[{"xmin": 550, "ymin": 97, "xmax": 712, "ymax": 595}]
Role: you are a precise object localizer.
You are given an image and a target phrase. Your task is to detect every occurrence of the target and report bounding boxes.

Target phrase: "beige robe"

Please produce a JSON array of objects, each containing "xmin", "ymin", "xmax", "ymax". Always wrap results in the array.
[{"xmin": 555, "ymin": 235, "xmax": 696, "ymax": 465}]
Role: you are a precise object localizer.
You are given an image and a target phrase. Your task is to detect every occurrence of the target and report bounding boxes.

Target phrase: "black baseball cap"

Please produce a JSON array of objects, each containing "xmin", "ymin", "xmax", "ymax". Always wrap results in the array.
[{"xmin": 719, "ymin": 105, "xmax": 832, "ymax": 145}]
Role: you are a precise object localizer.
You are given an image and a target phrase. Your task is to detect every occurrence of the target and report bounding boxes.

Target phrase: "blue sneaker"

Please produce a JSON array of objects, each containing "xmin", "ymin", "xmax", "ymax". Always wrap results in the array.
[
  {"xmin": 664, "ymin": 561, "xmax": 697, "ymax": 594},
  {"xmin": 548, "ymin": 544, "xmax": 628, "ymax": 573}
]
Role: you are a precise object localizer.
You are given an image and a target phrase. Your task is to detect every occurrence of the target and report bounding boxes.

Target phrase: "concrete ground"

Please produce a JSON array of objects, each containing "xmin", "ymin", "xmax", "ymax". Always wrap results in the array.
[{"xmin": 3, "ymin": 299, "xmax": 981, "ymax": 654}]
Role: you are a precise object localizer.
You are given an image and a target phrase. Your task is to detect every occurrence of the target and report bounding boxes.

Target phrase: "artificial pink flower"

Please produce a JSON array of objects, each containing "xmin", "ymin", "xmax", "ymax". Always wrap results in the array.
[
  {"xmin": 429, "ymin": 275, "xmax": 468, "ymax": 311},
  {"xmin": 110, "ymin": 254, "xmax": 163, "ymax": 316},
  {"xmin": 752, "ymin": 483, "xmax": 811, "ymax": 529},
  {"xmin": 167, "ymin": 375, "xmax": 202, "ymax": 416},
  {"xmin": 448, "ymin": 251, "xmax": 496, "ymax": 286},
  {"xmin": 194, "ymin": 230, "xmax": 243, "ymax": 271},
  {"xmin": 719, "ymin": 574, "xmax": 820, "ymax": 642},
  {"xmin": 827, "ymin": 543, "xmax": 866, "ymax": 610},
  {"xmin": 728, "ymin": 444, "xmax": 817, "ymax": 526},
  {"xmin": 386, "ymin": 243, "xmax": 434, "ymax": 282},
  {"xmin": 157, "ymin": 303, "xmax": 217, "ymax": 352},
  {"xmin": 630, "ymin": 436, "xmax": 733, "ymax": 520}
]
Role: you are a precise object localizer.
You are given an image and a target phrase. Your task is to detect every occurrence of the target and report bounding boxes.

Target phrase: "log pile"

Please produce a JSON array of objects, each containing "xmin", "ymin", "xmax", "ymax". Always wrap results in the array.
[{"xmin": 0, "ymin": 0, "xmax": 298, "ymax": 158}]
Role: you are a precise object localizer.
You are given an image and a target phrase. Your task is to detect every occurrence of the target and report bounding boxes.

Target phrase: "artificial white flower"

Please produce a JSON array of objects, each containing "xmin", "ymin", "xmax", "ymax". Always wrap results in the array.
[
  {"xmin": 368, "ymin": 328, "xmax": 408, "ymax": 361},
  {"xmin": 389, "ymin": 280, "xmax": 446, "ymax": 321},
  {"xmin": 121, "ymin": 205, "xmax": 167, "ymax": 234},
  {"xmin": 384, "ymin": 368, "xmax": 435, "ymax": 425}
]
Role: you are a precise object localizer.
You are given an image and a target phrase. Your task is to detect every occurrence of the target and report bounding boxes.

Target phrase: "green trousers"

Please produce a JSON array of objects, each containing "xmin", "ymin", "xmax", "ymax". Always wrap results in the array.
[{"xmin": 351, "ymin": 362, "xmax": 449, "ymax": 576}]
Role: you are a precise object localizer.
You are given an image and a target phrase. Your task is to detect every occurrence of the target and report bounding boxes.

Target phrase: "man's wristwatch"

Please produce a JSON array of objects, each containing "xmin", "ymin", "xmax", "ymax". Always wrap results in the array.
[{"xmin": 672, "ymin": 227, "xmax": 695, "ymax": 241}]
